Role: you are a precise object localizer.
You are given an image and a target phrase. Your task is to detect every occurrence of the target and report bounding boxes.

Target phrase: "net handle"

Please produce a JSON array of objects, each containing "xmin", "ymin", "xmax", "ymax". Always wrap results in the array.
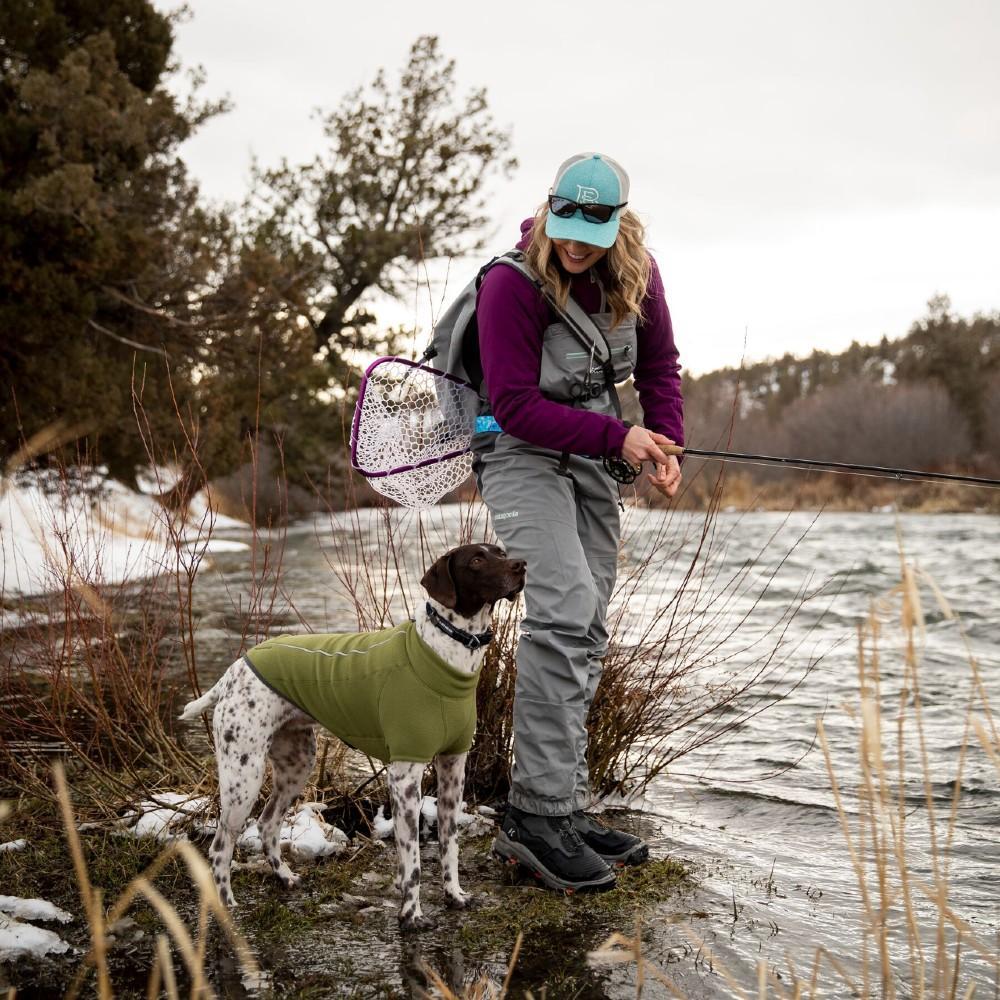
[{"xmin": 349, "ymin": 356, "xmax": 477, "ymax": 477}]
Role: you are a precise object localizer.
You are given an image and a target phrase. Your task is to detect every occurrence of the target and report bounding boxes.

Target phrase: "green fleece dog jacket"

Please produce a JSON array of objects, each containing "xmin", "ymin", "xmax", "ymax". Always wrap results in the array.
[{"xmin": 244, "ymin": 621, "xmax": 480, "ymax": 764}]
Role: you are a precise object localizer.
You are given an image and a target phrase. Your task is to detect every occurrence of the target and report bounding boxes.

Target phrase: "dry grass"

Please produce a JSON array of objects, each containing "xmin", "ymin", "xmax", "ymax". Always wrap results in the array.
[
  {"xmin": 0, "ymin": 762, "xmax": 258, "ymax": 999},
  {"xmin": 0, "ymin": 396, "xmax": 294, "ymax": 817}
]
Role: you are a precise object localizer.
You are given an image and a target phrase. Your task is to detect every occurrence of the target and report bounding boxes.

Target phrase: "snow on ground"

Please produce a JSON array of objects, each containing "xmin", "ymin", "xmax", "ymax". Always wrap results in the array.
[
  {"xmin": 240, "ymin": 803, "xmax": 349, "ymax": 860},
  {"xmin": 122, "ymin": 792, "xmax": 495, "ymax": 855},
  {"xmin": 0, "ymin": 897, "xmax": 72, "ymax": 924},
  {"xmin": 120, "ymin": 795, "xmax": 349, "ymax": 861},
  {"xmin": 0, "ymin": 915, "xmax": 73, "ymax": 963},
  {"xmin": 0, "ymin": 471, "xmax": 249, "ymax": 599},
  {"xmin": 373, "ymin": 796, "xmax": 495, "ymax": 839},
  {"xmin": 0, "ymin": 840, "xmax": 27, "ymax": 854},
  {"xmin": 0, "ymin": 897, "xmax": 73, "ymax": 963}
]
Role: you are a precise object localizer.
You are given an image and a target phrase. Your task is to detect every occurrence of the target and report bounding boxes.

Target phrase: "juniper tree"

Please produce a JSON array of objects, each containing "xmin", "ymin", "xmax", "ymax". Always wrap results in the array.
[{"xmin": 246, "ymin": 35, "xmax": 517, "ymax": 385}]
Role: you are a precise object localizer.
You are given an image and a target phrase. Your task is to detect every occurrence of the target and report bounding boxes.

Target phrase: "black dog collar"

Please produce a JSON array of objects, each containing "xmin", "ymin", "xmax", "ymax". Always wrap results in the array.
[{"xmin": 425, "ymin": 602, "xmax": 494, "ymax": 651}]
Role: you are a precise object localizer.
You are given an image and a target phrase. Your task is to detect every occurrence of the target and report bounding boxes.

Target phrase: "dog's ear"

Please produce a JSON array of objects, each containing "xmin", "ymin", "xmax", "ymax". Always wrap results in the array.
[{"xmin": 421, "ymin": 552, "xmax": 457, "ymax": 609}]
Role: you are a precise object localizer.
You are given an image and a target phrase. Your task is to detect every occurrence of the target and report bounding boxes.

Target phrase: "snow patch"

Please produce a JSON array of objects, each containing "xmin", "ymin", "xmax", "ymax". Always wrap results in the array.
[
  {"xmin": 0, "ymin": 914, "xmax": 72, "ymax": 962},
  {"xmin": 0, "ymin": 896, "xmax": 73, "ymax": 924},
  {"xmin": 0, "ymin": 898, "xmax": 74, "ymax": 963},
  {"xmin": 0, "ymin": 474, "xmax": 250, "ymax": 599},
  {"xmin": 240, "ymin": 803, "xmax": 348, "ymax": 861},
  {"xmin": 0, "ymin": 839, "xmax": 27, "ymax": 854},
  {"xmin": 372, "ymin": 796, "xmax": 496, "ymax": 839},
  {"xmin": 119, "ymin": 795, "xmax": 348, "ymax": 860}
]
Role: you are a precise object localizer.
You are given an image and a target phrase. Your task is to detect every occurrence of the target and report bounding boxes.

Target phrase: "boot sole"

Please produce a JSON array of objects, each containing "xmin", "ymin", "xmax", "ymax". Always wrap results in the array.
[{"xmin": 492, "ymin": 831, "xmax": 617, "ymax": 894}]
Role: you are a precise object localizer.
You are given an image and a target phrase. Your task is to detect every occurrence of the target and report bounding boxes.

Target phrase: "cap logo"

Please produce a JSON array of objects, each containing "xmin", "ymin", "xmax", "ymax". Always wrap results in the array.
[{"xmin": 576, "ymin": 185, "xmax": 600, "ymax": 204}]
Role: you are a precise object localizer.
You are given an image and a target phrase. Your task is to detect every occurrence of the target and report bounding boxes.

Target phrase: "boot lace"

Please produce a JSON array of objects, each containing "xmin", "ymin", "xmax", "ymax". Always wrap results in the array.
[{"xmin": 554, "ymin": 817, "xmax": 585, "ymax": 853}]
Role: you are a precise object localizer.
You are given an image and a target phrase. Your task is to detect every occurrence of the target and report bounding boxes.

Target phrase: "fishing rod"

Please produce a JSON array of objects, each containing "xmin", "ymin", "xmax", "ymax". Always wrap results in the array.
[{"xmin": 605, "ymin": 447, "xmax": 1000, "ymax": 490}]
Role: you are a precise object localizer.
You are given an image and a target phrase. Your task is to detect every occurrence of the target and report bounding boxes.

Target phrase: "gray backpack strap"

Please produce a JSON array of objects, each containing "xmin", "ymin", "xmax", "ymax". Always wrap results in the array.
[{"xmin": 489, "ymin": 253, "xmax": 611, "ymax": 366}]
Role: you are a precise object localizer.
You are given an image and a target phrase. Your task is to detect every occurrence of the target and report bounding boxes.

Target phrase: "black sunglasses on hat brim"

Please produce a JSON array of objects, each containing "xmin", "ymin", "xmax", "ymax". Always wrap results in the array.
[{"xmin": 547, "ymin": 194, "xmax": 628, "ymax": 225}]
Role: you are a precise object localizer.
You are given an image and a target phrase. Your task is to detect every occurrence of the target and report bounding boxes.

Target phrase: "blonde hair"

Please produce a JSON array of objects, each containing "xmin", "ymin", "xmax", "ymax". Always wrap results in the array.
[{"xmin": 524, "ymin": 204, "xmax": 652, "ymax": 328}]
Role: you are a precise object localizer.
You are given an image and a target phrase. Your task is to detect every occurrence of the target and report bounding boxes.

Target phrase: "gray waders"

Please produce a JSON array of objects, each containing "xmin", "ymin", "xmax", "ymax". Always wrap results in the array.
[
  {"xmin": 474, "ymin": 438, "xmax": 620, "ymax": 815},
  {"xmin": 472, "ymin": 298, "xmax": 638, "ymax": 816}
]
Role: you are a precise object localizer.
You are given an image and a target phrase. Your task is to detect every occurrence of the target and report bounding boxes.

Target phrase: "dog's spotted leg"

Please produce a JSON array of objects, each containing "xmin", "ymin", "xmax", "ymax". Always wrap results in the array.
[
  {"xmin": 209, "ymin": 715, "xmax": 268, "ymax": 908},
  {"xmin": 388, "ymin": 761, "xmax": 433, "ymax": 932},
  {"xmin": 259, "ymin": 725, "xmax": 316, "ymax": 890},
  {"xmin": 435, "ymin": 752, "xmax": 471, "ymax": 909}
]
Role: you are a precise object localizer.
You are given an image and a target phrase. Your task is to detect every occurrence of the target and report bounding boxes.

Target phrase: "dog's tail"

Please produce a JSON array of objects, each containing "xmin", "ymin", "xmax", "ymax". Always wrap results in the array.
[{"xmin": 178, "ymin": 677, "xmax": 225, "ymax": 721}]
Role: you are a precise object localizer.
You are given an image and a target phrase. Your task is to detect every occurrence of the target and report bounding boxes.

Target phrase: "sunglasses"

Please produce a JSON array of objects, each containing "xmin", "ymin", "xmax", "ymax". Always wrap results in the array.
[{"xmin": 547, "ymin": 194, "xmax": 627, "ymax": 225}]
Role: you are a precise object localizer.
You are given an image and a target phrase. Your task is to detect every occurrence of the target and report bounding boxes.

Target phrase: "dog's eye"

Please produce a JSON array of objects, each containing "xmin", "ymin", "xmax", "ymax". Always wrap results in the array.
[{"xmin": 470, "ymin": 556, "xmax": 484, "ymax": 567}]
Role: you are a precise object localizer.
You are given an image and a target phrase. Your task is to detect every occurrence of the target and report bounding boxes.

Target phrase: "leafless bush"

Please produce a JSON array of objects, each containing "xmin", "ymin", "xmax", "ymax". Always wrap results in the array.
[
  {"xmin": 0, "ymin": 382, "xmax": 291, "ymax": 816},
  {"xmin": 0, "ymin": 465, "xmax": 205, "ymax": 810},
  {"xmin": 780, "ymin": 377, "xmax": 973, "ymax": 470},
  {"xmin": 321, "ymin": 480, "xmax": 820, "ymax": 804}
]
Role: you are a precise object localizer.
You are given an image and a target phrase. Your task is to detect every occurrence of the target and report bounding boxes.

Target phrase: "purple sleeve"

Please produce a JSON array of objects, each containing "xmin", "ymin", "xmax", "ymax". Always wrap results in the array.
[
  {"xmin": 476, "ymin": 266, "xmax": 630, "ymax": 457},
  {"xmin": 633, "ymin": 257, "xmax": 685, "ymax": 447}
]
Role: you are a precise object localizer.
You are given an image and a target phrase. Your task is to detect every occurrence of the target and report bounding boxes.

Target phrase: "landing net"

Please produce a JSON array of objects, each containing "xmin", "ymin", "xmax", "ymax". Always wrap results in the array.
[{"xmin": 350, "ymin": 357, "xmax": 481, "ymax": 508}]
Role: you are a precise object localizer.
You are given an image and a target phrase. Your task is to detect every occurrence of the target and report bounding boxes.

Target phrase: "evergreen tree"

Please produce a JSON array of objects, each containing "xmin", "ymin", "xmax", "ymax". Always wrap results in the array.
[{"xmin": 0, "ymin": 0, "xmax": 230, "ymax": 482}]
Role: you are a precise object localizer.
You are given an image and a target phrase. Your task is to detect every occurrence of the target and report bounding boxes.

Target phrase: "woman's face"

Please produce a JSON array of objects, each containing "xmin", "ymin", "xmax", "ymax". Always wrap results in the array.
[{"xmin": 552, "ymin": 238, "xmax": 607, "ymax": 274}]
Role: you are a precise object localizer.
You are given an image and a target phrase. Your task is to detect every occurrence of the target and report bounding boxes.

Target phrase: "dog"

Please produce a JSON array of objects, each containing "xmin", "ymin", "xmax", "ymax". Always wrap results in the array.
[{"xmin": 179, "ymin": 543, "xmax": 525, "ymax": 931}]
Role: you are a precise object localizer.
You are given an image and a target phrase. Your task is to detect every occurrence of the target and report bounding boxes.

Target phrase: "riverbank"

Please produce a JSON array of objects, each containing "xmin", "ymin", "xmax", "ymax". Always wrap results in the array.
[{"xmin": 0, "ymin": 789, "xmax": 689, "ymax": 996}]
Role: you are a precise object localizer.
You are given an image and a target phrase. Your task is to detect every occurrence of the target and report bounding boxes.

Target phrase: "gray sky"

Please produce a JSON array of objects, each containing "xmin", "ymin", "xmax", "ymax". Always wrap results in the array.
[{"xmin": 173, "ymin": 0, "xmax": 1000, "ymax": 375}]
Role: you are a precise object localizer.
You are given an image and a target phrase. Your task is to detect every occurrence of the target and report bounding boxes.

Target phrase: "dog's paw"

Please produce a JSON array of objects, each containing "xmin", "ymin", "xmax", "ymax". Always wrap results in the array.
[
  {"xmin": 399, "ymin": 912, "xmax": 437, "ymax": 933},
  {"xmin": 278, "ymin": 871, "xmax": 301, "ymax": 890},
  {"xmin": 444, "ymin": 889, "xmax": 476, "ymax": 910}
]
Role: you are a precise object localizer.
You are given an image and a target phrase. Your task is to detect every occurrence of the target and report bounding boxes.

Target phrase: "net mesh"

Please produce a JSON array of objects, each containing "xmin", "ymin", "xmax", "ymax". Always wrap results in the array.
[{"xmin": 351, "ymin": 358, "xmax": 481, "ymax": 509}]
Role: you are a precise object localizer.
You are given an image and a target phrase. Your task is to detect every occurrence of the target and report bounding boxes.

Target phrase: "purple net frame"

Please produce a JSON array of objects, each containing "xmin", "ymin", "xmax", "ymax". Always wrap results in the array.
[{"xmin": 350, "ymin": 356, "xmax": 477, "ymax": 479}]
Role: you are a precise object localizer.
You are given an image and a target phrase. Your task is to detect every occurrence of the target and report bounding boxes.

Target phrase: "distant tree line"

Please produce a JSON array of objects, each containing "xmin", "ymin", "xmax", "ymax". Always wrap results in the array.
[
  {"xmin": 0, "ymin": 1, "xmax": 513, "ymax": 498},
  {"xmin": 675, "ymin": 295, "xmax": 1000, "ymax": 482}
]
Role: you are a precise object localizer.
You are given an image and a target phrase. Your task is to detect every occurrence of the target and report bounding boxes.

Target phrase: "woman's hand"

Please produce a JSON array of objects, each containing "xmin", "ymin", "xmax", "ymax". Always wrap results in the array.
[{"xmin": 621, "ymin": 426, "xmax": 683, "ymax": 498}]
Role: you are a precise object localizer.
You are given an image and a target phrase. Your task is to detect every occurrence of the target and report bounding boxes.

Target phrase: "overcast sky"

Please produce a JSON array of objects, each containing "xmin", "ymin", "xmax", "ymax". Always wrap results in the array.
[{"xmin": 173, "ymin": 0, "xmax": 1000, "ymax": 375}]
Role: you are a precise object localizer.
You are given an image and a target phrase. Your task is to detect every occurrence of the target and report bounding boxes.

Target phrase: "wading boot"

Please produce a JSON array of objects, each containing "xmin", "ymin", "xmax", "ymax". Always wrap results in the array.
[
  {"xmin": 570, "ymin": 810, "xmax": 650, "ymax": 866},
  {"xmin": 493, "ymin": 806, "xmax": 617, "ymax": 893}
]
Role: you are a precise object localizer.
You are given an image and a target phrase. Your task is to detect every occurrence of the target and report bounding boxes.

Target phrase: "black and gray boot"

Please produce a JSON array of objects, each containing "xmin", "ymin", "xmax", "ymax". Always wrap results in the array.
[
  {"xmin": 493, "ymin": 806, "xmax": 617, "ymax": 893},
  {"xmin": 570, "ymin": 811, "xmax": 650, "ymax": 866}
]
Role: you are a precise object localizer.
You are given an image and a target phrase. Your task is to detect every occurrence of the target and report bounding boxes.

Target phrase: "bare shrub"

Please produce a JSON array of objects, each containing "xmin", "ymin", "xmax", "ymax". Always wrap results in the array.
[
  {"xmin": 0, "ymin": 388, "xmax": 291, "ymax": 815},
  {"xmin": 320, "ymin": 483, "xmax": 819, "ymax": 804},
  {"xmin": 780, "ymin": 377, "xmax": 973, "ymax": 470}
]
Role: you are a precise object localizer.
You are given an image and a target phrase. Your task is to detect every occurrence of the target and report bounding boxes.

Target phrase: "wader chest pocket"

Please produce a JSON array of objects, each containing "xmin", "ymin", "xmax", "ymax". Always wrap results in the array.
[{"xmin": 538, "ymin": 314, "xmax": 638, "ymax": 405}]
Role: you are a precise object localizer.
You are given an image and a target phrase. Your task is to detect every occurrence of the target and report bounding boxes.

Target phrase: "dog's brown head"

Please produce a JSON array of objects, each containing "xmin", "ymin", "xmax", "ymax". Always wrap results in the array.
[{"xmin": 420, "ymin": 544, "xmax": 526, "ymax": 618}]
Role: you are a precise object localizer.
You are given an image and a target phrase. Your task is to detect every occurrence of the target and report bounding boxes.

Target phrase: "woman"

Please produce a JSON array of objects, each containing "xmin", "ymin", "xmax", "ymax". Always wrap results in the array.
[{"xmin": 473, "ymin": 152, "xmax": 684, "ymax": 892}]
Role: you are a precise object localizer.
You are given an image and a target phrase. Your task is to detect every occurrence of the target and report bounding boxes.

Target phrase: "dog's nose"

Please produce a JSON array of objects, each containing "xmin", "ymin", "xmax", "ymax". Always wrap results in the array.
[{"xmin": 510, "ymin": 559, "xmax": 527, "ymax": 573}]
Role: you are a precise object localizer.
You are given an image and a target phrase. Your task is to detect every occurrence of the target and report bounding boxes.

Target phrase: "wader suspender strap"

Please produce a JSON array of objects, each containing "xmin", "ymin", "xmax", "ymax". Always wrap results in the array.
[{"xmin": 484, "ymin": 253, "xmax": 625, "ymax": 421}]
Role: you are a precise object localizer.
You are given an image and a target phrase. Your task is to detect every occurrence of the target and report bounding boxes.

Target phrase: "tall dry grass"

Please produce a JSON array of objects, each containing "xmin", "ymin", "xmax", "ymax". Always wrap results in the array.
[
  {"xmin": 0, "ymin": 763, "xmax": 258, "ymax": 999},
  {"xmin": 586, "ymin": 539, "xmax": 1000, "ymax": 998},
  {"xmin": 0, "ymin": 392, "xmax": 292, "ymax": 817}
]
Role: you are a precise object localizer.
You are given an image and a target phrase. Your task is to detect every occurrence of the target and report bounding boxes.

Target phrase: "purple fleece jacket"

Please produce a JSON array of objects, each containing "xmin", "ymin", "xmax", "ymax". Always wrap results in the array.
[{"xmin": 476, "ymin": 220, "xmax": 684, "ymax": 458}]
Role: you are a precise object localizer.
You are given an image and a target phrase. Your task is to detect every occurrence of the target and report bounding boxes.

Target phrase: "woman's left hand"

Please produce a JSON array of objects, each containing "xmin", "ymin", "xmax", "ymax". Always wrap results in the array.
[{"xmin": 648, "ymin": 455, "xmax": 682, "ymax": 498}]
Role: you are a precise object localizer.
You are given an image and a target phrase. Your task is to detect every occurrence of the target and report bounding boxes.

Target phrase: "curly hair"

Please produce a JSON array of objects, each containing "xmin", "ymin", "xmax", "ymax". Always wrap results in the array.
[{"xmin": 524, "ymin": 205, "xmax": 652, "ymax": 328}]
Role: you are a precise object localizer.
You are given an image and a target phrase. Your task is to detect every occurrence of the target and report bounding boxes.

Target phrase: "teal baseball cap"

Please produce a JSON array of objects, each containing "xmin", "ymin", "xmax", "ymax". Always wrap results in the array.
[{"xmin": 544, "ymin": 152, "xmax": 630, "ymax": 249}]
